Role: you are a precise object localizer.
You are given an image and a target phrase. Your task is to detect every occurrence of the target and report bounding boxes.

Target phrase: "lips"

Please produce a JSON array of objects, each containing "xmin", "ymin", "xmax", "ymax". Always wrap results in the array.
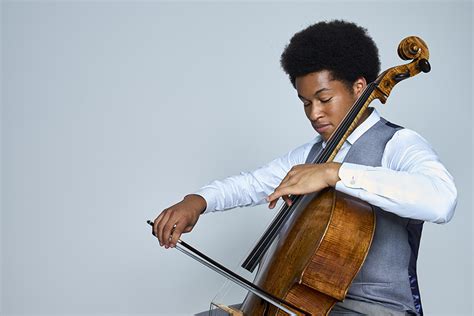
[{"xmin": 314, "ymin": 123, "xmax": 331, "ymax": 133}]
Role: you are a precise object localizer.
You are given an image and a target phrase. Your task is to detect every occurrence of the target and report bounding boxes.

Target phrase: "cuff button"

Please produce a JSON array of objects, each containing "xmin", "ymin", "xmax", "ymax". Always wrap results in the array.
[{"xmin": 350, "ymin": 176, "xmax": 356, "ymax": 185}]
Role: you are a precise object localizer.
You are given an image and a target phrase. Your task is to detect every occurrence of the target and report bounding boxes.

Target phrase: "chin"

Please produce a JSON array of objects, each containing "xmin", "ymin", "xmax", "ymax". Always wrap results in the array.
[
  {"xmin": 315, "ymin": 131, "xmax": 329, "ymax": 142},
  {"xmin": 313, "ymin": 129, "xmax": 329, "ymax": 141}
]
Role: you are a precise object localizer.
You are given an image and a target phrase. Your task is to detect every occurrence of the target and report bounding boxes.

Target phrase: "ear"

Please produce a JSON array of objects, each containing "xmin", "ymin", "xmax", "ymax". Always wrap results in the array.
[{"xmin": 352, "ymin": 77, "xmax": 367, "ymax": 98}]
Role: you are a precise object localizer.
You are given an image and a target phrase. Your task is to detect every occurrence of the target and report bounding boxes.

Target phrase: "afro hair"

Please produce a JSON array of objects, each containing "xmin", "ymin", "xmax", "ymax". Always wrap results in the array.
[{"xmin": 280, "ymin": 20, "xmax": 380, "ymax": 89}]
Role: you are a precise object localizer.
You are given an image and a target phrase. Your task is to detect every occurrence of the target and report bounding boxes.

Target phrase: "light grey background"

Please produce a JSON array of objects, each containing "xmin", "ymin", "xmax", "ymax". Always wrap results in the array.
[{"xmin": 1, "ymin": 1, "xmax": 472, "ymax": 315}]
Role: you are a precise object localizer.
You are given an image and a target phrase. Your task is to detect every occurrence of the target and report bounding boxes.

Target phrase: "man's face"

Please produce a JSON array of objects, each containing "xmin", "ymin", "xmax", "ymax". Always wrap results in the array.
[{"xmin": 295, "ymin": 70, "xmax": 366, "ymax": 142}]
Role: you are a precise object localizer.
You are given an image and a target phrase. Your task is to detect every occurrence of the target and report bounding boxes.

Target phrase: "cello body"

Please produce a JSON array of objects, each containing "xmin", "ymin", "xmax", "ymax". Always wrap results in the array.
[
  {"xmin": 240, "ymin": 188, "xmax": 375, "ymax": 315},
  {"xmin": 234, "ymin": 36, "xmax": 430, "ymax": 315}
]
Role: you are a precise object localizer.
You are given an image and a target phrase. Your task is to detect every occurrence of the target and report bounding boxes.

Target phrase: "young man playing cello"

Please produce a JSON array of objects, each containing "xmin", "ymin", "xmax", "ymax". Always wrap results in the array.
[{"xmin": 152, "ymin": 20, "xmax": 457, "ymax": 315}]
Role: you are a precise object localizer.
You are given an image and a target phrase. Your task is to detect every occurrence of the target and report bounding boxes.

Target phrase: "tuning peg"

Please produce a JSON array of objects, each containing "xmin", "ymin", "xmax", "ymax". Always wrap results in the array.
[{"xmin": 418, "ymin": 59, "xmax": 431, "ymax": 73}]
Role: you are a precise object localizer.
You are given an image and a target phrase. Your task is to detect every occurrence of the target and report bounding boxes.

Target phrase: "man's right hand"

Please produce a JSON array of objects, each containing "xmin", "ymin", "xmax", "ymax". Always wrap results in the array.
[{"xmin": 152, "ymin": 194, "xmax": 207, "ymax": 248}]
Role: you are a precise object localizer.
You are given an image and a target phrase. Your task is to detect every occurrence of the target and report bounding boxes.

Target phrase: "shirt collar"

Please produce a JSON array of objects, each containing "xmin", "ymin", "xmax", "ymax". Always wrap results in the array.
[{"xmin": 320, "ymin": 107, "xmax": 380, "ymax": 148}]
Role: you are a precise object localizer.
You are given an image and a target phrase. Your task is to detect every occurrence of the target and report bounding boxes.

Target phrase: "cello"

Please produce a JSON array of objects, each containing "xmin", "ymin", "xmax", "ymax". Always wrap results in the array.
[{"xmin": 148, "ymin": 35, "xmax": 430, "ymax": 315}]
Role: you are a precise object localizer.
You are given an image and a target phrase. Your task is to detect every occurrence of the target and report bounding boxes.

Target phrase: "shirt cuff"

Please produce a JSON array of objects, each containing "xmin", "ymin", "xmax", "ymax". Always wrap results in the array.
[
  {"xmin": 337, "ymin": 162, "xmax": 370, "ymax": 189},
  {"xmin": 193, "ymin": 187, "xmax": 218, "ymax": 214}
]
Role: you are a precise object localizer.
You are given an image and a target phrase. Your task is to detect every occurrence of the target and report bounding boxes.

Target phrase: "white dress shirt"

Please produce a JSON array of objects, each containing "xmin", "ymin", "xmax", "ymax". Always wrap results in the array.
[{"xmin": 194, "ymin": 109, "xmax": 457, "ymax": 224}]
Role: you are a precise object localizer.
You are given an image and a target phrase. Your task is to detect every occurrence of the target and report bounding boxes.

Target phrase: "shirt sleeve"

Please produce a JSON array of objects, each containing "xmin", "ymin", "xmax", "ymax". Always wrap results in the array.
[
  {"xmin": 335, "ymin": 129, "xmax": 457, "ymax": 224},
  {"xmin": 194, "ymin": 139, "xmax": 318, "ymax": 213}
]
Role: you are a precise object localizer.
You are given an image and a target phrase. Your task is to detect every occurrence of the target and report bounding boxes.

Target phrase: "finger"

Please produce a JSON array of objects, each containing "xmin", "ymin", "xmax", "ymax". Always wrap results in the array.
[
  {"xmin": 153, "ymin": 211, "xmax": 166, "ymax": 239},
  {"xmin": 266, "ymin": 182, "xmax": 285, "ymax": 204},
  {"xmin": 168, "ymin": 222, "xmax": 186, "ymax": 248},
  {"xmin": 163, "ymin": 219, "xmax": 179, "ymax": 248},
  {"xmin": 282, "ymin": 195, "xmax": 293, "ymax": 207},
  {"xmin": 268, "ymin": 197, "xmax": 279, "ymax": 209},
  {"xmin": 268, "ymin": 186, "xmax": 293, "ymax": 203},
  {"xmin": 269, "ymin": 194, "xmax": 293, "ymax": 209},
  {"xmin": 267, "ymin": 189, "xmax": 282, "ymax": 203},
  {"xmin": 269, "ymin": 171, "xmax": 298, "ymax": 205},
  {"xmin": 157, "ymin": 211, "xmax": 172, "ymax": 246}
]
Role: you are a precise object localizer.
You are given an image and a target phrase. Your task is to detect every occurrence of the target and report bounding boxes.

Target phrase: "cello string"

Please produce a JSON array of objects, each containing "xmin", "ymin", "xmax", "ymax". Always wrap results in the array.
[
  {"xmin": 242, "ymin": 89, "xmax": 369, "ymax": 271},
  {"xmin": 177, "ymin": 240, "xmax": 308, "ymax": 315},
  {"xmin": 146, "ymin": 220, "xmax": 305, "ymax": 314},
  {"xmin": 318, "ymin": 83, "xmax": 376, "ymax": 163},
  {"xmin": 254, "ymin": 83, "xmax": 375, "ymax": 245},
  {"xmin": 242, "ymin": 202, "xmax": 292, "ymax": 270},
  {"xmin": 242, "ymin": 82, "xmax": 377, "ymax": 271},
  {"xmin": 318, "ymin": 83, "xmax": 373, "ymax": 162}
]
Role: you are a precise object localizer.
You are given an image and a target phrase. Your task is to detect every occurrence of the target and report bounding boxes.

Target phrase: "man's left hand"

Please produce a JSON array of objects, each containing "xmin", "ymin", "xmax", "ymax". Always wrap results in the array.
[{"xmin": 267, "ymin": 162, "xmax": 342, "ymax": 209}]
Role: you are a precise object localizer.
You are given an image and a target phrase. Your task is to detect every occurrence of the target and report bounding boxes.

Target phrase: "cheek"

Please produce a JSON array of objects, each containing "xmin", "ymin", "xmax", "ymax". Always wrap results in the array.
[{"xmin": 329, "ymin": 98, "xmax": 352, "ymax": 124}]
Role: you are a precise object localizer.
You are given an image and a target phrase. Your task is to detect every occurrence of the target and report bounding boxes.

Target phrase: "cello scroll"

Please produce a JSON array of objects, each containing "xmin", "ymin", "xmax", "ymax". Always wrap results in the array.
[{"xmin": 373, "ymin": 36, "xmax": 431, "ymax": 104}]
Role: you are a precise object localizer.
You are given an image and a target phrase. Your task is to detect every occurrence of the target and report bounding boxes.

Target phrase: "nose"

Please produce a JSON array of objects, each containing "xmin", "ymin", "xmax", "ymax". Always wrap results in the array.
[{"xmin": 306, "ymin": 102, "xmax": 324, "ymax": 122}]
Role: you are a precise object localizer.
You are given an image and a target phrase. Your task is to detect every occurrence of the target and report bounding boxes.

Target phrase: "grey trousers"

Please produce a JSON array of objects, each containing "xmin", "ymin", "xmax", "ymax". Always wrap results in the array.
[
  {"xmin": 330, "ymin": 298, "xmax": 416, "ymax": 315},
  {"xmin": 194, "ymin": 299, "xmax": 416, "ymax": 315}
]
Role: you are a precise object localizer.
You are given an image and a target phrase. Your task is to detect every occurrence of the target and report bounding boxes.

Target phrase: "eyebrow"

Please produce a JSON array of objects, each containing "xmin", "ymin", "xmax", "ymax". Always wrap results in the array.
[{"xmin": 298, "ymin": 88, "xmax": 330, "ymax": 101}]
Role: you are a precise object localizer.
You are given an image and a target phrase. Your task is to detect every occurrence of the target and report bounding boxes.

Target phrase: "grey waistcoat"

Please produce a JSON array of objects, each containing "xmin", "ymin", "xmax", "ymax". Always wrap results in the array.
[{"xmin": 305, "ymin": 117, "xmax": 423, "ymax": 315}]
